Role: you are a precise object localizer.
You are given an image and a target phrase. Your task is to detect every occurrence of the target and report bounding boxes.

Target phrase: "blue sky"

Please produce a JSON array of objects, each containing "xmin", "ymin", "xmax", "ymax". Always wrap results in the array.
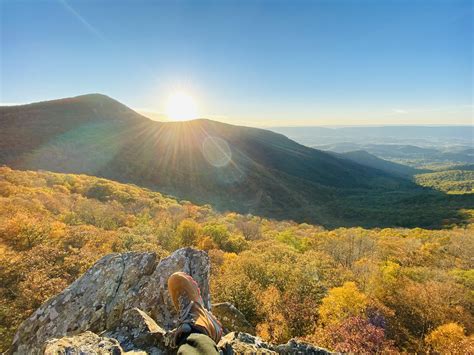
[{"xmin": 1, "ymin": 0, "xmax": 472, "ymax": 126}]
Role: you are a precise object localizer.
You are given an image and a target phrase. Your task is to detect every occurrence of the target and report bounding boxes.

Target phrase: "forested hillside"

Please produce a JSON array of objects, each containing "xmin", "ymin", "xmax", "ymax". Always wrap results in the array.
[
  {"xmin": 415, "ymin": 170, "xmax": 474, "ymax": 194},
  {"xmin": 2, "ymin": 95, "xmax": 471, "ymax": 228},
  {"xmin": 1, "ymin": 167, "xmax": 472, "ymax": 353},
  {"xmin": 337, "ymin": 150, "xmax": 422, "ymax": 177}
]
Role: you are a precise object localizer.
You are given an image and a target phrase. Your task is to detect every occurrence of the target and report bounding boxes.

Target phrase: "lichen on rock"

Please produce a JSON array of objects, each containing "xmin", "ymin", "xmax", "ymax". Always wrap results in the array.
[
  {"xmin": 10, "ymin": 248, "xmax": 210, "ymax": 354},
  {"xmin": 211, "ymin": 302, "xmax": 255, "ymax": 334},
  {"xmin": 9, "ymin": 247, "xmax": 331, "ymax": 354},
  {"xmin": 44, "ymin": 331, "xmax": 132, "ymax": 355}
]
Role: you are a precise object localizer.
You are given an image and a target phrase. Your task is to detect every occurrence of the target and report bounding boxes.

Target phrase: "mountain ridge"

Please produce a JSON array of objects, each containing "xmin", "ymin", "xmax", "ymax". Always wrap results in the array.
[{"xmin": 0, "ymin": 93, "xmax": 469, "ymax": 227}]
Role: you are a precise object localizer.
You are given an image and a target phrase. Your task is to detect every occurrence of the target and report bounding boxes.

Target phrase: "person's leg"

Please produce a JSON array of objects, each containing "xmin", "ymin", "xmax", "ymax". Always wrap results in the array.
[
  {"xmin": 167, "ymin": 272, "xmax": 223, "ymax": 354},
  {"xmin": 177, "ymin": 333, "xmax": 219, "ymax": 355}
]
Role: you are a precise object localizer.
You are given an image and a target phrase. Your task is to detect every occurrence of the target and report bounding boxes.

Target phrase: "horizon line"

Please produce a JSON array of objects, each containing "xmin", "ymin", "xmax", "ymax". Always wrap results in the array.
[{"xmin": 2, "ymin": 94, "xmax": 472, "ymax": 129}]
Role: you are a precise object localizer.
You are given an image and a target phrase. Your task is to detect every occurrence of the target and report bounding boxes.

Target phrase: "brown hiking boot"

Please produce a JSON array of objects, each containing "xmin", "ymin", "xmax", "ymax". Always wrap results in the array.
[{"xmin": 166, "ymin": 271, "xmax": 223, "ymax": 347}]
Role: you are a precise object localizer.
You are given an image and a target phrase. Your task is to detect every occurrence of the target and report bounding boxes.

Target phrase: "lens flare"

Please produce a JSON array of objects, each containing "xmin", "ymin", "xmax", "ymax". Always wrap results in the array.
[{"xmin": 202, "ymin": 136, "xmax": 232, "ymax": 167}]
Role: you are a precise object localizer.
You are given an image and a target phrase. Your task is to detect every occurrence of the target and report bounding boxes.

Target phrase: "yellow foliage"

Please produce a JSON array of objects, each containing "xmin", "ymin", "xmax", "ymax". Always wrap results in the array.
[
  {"xmin": 425, "ymin": 323, "xmax": 473, "ymax": 354},
  {"xmin": 256, "ymin": 286, "xmax": 290, "ymax": 343},
  {"xmin": 177, "ymin": 219, "xmax": 200, "ymax": 246},
  {"xmin": 196, "ymin": 235, "xmax": 218, "ymax": 251},
  {"xmin": 0, "ymin": 167, "xmax": 473, "ymax": 353},
  {"xmin": 0, "ymin": 212, "xmax": 51, "ymax": 250},
  {"xmin": 381, "ymin": 261, "xmax": 401, "ymax": 285},
  {"xmin": 319, "ymin": 282, "xmax": 368, "ymax": 326}
]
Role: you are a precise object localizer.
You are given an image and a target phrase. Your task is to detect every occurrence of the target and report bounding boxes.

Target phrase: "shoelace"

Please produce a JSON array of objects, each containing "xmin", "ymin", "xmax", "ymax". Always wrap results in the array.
[{"xmin": 164, "ymin": 296, "xmax": 195, "ymax": 348}]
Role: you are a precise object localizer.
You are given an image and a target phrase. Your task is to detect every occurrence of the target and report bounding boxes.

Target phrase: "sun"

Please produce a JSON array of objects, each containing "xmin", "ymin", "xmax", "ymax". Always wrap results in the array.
[{"xmin": 165, "ymin": 92, "xmax": 198, "ymax": 121}]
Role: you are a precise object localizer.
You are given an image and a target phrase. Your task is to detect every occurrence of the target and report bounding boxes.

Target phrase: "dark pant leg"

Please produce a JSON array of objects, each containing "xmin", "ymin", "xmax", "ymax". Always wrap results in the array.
[{"xmin": 177, "ymin": 333, "xmax": 219, "ymax": 355}]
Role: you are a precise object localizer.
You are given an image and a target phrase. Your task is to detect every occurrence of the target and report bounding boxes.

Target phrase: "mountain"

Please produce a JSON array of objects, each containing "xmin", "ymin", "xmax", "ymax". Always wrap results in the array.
[
  {"xmin": 0, "ymin": 93, "xmax": 149, "ymax": 164},
  {"xmin": 310, "ymin": 142, "xmax": 473, "ymax": 169},
  {"xmin": 0, "ymin": 94, "xmax": 470, "ymax": 227},
  {"xmin": 359, "ymin": 144, "xmax": 474, "ymax": 164},
  {"xmin": 270, "ymin": 126, "xmax": 474, "ymax": 169},
  {"xmin": 337, "ymin": 150, "xmax": 423, "ymax": 178}
]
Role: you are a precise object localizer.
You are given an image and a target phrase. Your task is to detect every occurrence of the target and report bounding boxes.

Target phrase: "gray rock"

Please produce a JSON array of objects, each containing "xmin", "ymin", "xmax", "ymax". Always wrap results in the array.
[
  {"xmin": 43, "ymin": 327, "xmax": 333, "ymax": 355},
  {"xmin": 11, "ymin": 248, "xmax": 210, "ymax": 354},
  {"xmin": 218, "ymin": 332, "xmax": 333, "ymax": 355},
  {"xmin": 211, "ymin": 302, "xmax": 255, "ymax": 334},
  {"xmin": 218, "ymin": 332, "xmax": 277, "ymax": 354},
  {"xmin": 11, "ymin": 247, "xmax": 332, "ymax": 354},
  {"xmin": 43, "ymin": 331, "xmax": 128, "ymax": 355},
  {"xmin": 276, "ymin": 338, "xmax": 334, "ymax": 354},
  {"xmin": 104, "ymin": 307, "xmax": 166, "ymax": 353}
]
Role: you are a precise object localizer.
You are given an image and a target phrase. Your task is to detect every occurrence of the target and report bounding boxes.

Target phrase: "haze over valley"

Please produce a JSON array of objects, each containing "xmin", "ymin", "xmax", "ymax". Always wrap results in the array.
[
  {"xmin": 2, "ymin": 94, "xmax": 472, "ymax": 229},
  {"xmin": 1, "ymin": 0, "xmax": 473, "ymax": 353}
]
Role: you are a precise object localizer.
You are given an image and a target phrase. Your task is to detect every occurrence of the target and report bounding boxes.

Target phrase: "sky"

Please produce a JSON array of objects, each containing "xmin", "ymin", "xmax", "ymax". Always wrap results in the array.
[{"xmin": 1, "ymin": 0, "xmax": 472, "ymax": 126}]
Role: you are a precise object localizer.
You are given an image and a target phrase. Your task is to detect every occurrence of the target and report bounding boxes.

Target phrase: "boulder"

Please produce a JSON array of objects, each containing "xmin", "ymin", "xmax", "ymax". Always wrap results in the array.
[
  {"xmin": 218, "ymin": 332, "xmax": 333, "ymax": 354},
  {"xmin": 43, "ymin": 331, "xmax": 132, "ymax": 355},
  {"xmin": 211, "ymin": 302, "xmax": 255, "ymax": 334},
  {"xmin": 11, "ymin": 248, "xmax": 210, "ymax": 354},
  {"xmin": 11, "ymin": 247, "xmax": 332, "ymax": 354},
  {"xmin": 218, "ymin": 331, "xmax": 277, "ymax": 354},
  {"xmin": 42, "ymin": 326, "xmax": 333, "ymax": 355},
  {"xmin": 275, "ymin": 339, "xmax": 335, "ymax": 354},
  {"xmin": 104, "ymin": 308, "xmax": 166, "ymax": 353}
]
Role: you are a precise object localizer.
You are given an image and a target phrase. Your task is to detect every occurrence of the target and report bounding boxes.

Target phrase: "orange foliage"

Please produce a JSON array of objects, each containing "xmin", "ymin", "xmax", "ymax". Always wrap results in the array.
[{"xmin": 0, "ymin": 166, "xmax": 473, "ymax": 353}]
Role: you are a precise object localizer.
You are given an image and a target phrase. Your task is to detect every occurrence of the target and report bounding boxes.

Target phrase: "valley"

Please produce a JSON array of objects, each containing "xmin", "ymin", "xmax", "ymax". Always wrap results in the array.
[
  {"xmin": 3, "ymin": 1, "xmax": 472, "ymax": 353},
  {"xmin": 1, "ymin": 95, "xmax": 472, "ymax": 229},
  {"xmin": 1, "ymin": 98, "xmax": 473, "ymax": 352},
  {"xmin": 0, "ymin": 166, "xmax": 472, "ymax": 352}
]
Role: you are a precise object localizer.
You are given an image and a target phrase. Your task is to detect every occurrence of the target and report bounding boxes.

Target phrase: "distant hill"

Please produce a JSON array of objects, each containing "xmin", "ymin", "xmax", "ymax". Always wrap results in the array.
[
  {"xmin": 361, "ymin": 144, "xmax": 473, "ymax": 163},
  {"xmin": 271, "ymin": 126, "xmax": 474, "ymax": 146},
  {"xmin": 445, "ymin": 164, "xmax": 474, "ymax": 171},
  {"xmin": 1, "ymin": 94, "xmax": 471, "ymax": 227},
  {"xmin": 270, "ymin": 126, "xmax": 474, "ymax": 169},
  {"xmin": 337, "ymin": 150, "xmax": 422, "ymax": 178},
  {"xmin": 415, "ymin": 170, "xmax": 474, "ymax": 194},
  {"xmin": 311, "ymin": 142, "xmax": 473, "ymax": 168}
]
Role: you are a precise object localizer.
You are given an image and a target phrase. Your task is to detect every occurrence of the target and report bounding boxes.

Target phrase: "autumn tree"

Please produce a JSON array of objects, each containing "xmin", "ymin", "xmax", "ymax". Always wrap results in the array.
[
  {"xmin": 256, "ymin": 286, "xmax": 290, "ymax": 343},
  {"xmin": 425, "ymin": 323, "xmax": 474, "ymax": 354},
  {"xmin": 310, "ymin": 316, "xmax": 395, "ymax": 353},
  {"xmin": 177, "ymin": 219, "xmax": 200, "ymax": 246},
  {"xmin": 318, "ymin": 282, "xmax": 368, "ymax": 326}
]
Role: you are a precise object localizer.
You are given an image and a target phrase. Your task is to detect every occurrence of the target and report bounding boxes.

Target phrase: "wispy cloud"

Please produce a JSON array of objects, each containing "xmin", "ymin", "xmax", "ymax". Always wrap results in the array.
[
  {"xmin": 58, "ymin": 0, "xmax": 105, "ymax": 41},
  {"xmin": 389, "ymin": 104, "xmax": 473, "ymax": 116},
  {"xmin": 392, "ymin": 109, "xmax": 408, "ymax": 114}
]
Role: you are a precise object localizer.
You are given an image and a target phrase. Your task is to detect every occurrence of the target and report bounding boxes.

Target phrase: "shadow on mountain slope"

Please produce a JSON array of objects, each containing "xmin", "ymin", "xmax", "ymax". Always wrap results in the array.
[{"xmin": 1, "ymin": 94, "xmax": 472, "ymax": 229}]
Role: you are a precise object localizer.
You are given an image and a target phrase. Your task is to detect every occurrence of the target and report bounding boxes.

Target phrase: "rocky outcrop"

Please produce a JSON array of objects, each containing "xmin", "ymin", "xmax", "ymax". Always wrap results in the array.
[
  {"xmin": 211, "ymin": 302, "xmax": 255, "ymax": 334},
  {"xmin": 104, "ymin": 308, "xmax": 166, "ymax": 353},
  {"xmin": 42, "ymin": 328, "xmax": 330, "ymax": 355},
  {"xmin": 275, "ymin": 339, "xmax": 334, "ymax": 354},
  {"xmin": 44, "ymin": 331, "xmax": 131, "ymax": 355},
  {"xmin": 218, "ymin": 331, "xmax": 276, "ymax": 353},
  {"xmin": 11, "ymin": 248, "xmax": 210, "ymax": 354},
  {"xmin": 11, "ymin": 248, "xmax": 331, "ymax": 354},
  {"xmin": 218, "ymin": 332, "xmax": 331, "ymax": 354}
]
